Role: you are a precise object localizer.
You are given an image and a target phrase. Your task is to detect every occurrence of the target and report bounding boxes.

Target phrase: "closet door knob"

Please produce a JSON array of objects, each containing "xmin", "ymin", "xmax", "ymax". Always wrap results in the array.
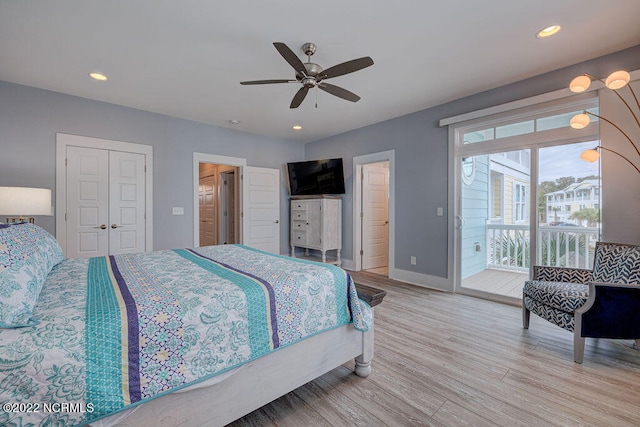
[
  {"xmin": 111, "ymin": 224, "xmax": 119, "ymax": 229},
  {"xmin": 274, "ymin": 220, "xmax": 280, "ymax": 224},
  {"xmin": 95, "ymin": 224, "xmax": 107, "ymax": 229}
]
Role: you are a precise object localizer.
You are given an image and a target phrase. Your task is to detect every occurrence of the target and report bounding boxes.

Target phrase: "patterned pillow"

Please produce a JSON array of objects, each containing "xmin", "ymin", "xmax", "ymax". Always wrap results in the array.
[{"xmin": 0, "ymin": 223, "xmax": 63, "ymax": 327}]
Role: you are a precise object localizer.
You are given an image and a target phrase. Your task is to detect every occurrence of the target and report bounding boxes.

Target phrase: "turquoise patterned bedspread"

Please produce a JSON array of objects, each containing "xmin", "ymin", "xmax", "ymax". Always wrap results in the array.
[{"xmin": 0, "ymin": 245, "xmax": 371, "ymax": 426}]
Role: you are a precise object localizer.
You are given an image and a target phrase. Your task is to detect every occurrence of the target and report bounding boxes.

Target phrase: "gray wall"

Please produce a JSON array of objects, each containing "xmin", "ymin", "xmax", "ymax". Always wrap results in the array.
[
  {"xmin": 2, "ymin": 45, "xmax": 639, "ymax": 271},
  {"xmin": 305, "ymin": 45, "xmax": 640, "ymax": 280},
  {"xmin": 0, "ymin": 81, "xmax": 304, "ymax": 251}
]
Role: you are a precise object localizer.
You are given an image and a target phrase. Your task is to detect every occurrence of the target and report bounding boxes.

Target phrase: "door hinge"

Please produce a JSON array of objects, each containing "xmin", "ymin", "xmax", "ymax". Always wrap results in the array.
[
  {"xmin": 65, "ymin": 213, "xmax": 68, "ymax": 221},
  {"xmin": 360, "ymin": 211, "xmax": 364, "ymax": 218},
  {"xmin": 241, "ymin": 174, "xmax": 243, "ymax": 180},
  {"xmin": 360, "ymin": 250, "xmax": 364, "ymax": 256},
  {"xmin": 65, "ymin": 158, "xmax": 68, "ymax": 167},
  {"xmin": 241, "ymin": 212, "xmax": 244, "ymax": 218},
  {"xmin": 144, "ymin": 212, "xmax": 146, "ymax": 220},
  {"xmin": 144, "ymin": 165, "xmax": 147, "ymax": 173}
]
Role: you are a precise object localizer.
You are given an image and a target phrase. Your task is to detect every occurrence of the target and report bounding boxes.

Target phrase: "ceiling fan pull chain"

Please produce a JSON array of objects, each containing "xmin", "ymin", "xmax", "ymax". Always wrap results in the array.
[{"xmin": 315, "ymin": 86, "xmax": 318, "ymax": 108}]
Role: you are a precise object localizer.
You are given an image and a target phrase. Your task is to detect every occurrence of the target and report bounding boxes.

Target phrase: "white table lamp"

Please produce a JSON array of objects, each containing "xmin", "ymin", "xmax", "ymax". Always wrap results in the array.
[{"xmin": 0, "ymin": 186, "xmax": 52, "ymax": 223}]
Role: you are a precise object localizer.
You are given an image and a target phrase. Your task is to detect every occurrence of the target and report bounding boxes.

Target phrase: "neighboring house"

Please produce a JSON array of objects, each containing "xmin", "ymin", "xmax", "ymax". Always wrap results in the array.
[
  {"xmin": 488, "ymin": 150, "xmax": 531, "ymax": 226},
  {"xmin": 545, "ymin": 179, "xmax": 600, "ymax": 225}
]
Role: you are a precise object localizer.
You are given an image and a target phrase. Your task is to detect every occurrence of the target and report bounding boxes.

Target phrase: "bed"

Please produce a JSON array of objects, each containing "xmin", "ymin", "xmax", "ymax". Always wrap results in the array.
[{"xmin": 0, "ymin": 223, "xmax": 374, "ymax": 426}]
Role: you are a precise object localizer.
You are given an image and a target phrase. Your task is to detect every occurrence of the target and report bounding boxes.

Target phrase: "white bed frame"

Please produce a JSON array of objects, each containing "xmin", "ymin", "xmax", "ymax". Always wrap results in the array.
[{"xmin": 98, "ymin": 315, "xmax": 374, "ymax": 426}]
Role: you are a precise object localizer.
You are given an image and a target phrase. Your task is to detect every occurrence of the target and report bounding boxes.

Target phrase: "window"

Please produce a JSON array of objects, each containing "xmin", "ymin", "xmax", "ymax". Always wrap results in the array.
[
  {"xmin": 462, "ymin": 106, "xmax": 600, "ymax": 145},
  {"xmin": 461, "ymin": 157, "xmax": 476, "ymax": 185},
  {"xmin": 453, "ymin": 91, "xmax": 602, "ymax": 300},
  {"xmin": 515, "ymin": 183, "xmax": 527, "ymax": 222}
]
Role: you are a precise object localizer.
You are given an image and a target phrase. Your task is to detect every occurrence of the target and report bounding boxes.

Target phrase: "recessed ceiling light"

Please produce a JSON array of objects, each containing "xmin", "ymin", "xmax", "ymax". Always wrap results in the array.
[
  {"xmin": 88, "ymin": 72, "xmax": 108, "ymax": 81},
  {"xmin": 228, "ymin": 119, "xmax": 241, "ymax": 125},
  {"xmin": 536, "ymin": 25, "xmax": 561, "ymax": 39},
  {"xmin": 293, "ymin": 125, "xmax": 302, "ymax": 130}
]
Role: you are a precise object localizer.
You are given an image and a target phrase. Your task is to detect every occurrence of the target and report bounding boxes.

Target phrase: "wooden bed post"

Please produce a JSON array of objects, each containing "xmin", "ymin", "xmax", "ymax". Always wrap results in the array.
[{"xmin": 355, "ymin": 312, "xmax": 374, "ymax": 377}]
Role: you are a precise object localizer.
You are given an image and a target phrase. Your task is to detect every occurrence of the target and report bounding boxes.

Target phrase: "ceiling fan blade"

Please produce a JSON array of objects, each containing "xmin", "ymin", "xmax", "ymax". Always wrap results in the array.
[
  {"xmin": 273, "ymin": 42, "xmax": 307, "ymax": 75},
  {"xmin": 318, "ymin": 83, "xmax": 361, "ymax": 102},
  {"xmin": 290, "ymin": 86, "xmax": 309, "ymax": 109},
  {"xmin": 317, "ymin": 57, "xmax": 374, "ymax": 81},
  {"xmin": 240, "ymin": 79, "xmax": 295, "ymax": 85}
]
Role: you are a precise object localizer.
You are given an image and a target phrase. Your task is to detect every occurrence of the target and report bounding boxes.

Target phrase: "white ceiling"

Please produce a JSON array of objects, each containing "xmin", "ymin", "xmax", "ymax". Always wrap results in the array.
[{"xmin": 2, "ymin": 1, "xmax": 639, "ymax": 143}]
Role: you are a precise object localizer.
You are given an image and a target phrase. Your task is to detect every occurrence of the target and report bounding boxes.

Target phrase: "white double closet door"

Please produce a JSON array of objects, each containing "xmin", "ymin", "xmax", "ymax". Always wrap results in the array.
[{"xmin": 66, "ymin": 146, "xmax": 146, "ymax": 258}]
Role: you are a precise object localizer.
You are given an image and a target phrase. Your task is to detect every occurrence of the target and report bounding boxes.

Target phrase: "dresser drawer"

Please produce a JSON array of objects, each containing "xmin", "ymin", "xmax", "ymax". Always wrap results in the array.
[
  {"xmin": 291, "ymin": 210, "xmax": 307, "ymax": 220},
  {"xmin": 292, "ymin": 220, "xmax": 308, "ymax": 230},
  {"xmin": 292, "ymin": 230, "xmax": 307, "ymax": 245}
]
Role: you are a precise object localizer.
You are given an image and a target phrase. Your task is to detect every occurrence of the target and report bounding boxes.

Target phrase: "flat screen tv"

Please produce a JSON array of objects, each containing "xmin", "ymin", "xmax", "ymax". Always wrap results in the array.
[{"xmin": 287, "ymin": 158, "xmax": 346, "ymax": 196}]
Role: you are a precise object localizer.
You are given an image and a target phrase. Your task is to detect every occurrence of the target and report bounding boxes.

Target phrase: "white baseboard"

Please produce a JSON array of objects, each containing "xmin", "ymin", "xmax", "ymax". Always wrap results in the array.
[
  {"xmin": 389, "ymin": 268, "xmax": 453, "ymax": 292},
  {"xmin": 342, "ymin": 263, "xmax": 453, "ymax": 293}
]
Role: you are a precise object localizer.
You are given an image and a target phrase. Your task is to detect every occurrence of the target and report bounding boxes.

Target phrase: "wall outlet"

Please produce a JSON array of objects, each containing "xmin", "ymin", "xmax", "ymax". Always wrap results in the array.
[
  {"xmin": 172, "ymin": 207, "xmax": 184, "ymax": 215},
  {"xmin": 410, "ymin": 256, "xmax": 416, "ymax": 265}
]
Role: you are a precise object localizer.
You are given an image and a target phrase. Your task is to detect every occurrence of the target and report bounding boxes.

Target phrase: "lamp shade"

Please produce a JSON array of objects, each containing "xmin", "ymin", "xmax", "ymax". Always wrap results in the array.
[
  {"xmin": 569, "ymin": 75, "xmax": 591, "ymax": 93},
  {"xmin": 570, "ymin": 113, "xmax": 591, "ymax": 129},
  {"xmin": 580, "ymin": 148, "xmax": 600, "ymax": 163},
  {"xmin": 605, "ymin": 70, "xmax": 630, "ymax": 90},
  {"xmin": 0, "ymin": 187, "xmax": 52, "ymax": 216}
]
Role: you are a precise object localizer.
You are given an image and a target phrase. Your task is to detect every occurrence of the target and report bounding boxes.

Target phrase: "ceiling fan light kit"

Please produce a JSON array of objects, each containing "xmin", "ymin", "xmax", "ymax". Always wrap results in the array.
[{"xmin": 240, "ymin": 42, "xmax": 374, "ymax": 109}]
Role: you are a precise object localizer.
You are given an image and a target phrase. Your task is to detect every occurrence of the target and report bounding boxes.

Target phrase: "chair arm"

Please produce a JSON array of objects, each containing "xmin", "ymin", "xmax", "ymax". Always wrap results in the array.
[
  {"xmin": 575, "ymin": 282, "xmax": 640, "ymax": 339},
  {"xmin": 532, "ymin": 265, "xmax": 592, "ymax": 283}
]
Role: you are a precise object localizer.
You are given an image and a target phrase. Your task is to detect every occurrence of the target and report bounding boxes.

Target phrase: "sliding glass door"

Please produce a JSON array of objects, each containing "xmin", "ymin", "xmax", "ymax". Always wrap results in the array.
[
  {"xmin": 537, "ymin": 142, "xmax": 601, "ymax": 270},
  {"xmin": 459, "ymin": 150, "xmax": 531, "ymax": 298},
  {"xmin": 453, "ymin": 96, "xmax": 601, "ymax": 302}
]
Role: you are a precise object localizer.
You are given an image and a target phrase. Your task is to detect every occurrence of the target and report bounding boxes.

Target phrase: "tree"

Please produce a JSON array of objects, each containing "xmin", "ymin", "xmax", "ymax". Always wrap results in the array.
[
  {"xmin": 570, "ymin": 208, "xmax": 600, "ymax": 227},
  {"xmin": 537, "ymin": 180, "xmax": 557, "ymax": 222},
  {"xmin": 554, "ymin": 176, "xmax": 576, "ymax": 190}
]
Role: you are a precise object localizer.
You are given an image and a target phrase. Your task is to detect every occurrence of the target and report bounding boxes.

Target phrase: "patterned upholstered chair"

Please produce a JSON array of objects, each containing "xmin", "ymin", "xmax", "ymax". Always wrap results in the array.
[{"xmin": 523, "ymin": 241, "xmax": 640, "ymax": 363}]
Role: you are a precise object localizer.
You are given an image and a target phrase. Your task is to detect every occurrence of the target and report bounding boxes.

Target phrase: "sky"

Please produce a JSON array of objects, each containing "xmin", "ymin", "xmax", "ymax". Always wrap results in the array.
[{"xmin": 538, "ymin": 141, "xmax": 600, "ymax": 183}]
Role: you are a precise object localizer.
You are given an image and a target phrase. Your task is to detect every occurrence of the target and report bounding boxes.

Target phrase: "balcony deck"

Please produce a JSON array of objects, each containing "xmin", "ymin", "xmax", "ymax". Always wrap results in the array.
[{"xmin": 461, "ymin": 268, "xmax": 528, "ymax": 299}]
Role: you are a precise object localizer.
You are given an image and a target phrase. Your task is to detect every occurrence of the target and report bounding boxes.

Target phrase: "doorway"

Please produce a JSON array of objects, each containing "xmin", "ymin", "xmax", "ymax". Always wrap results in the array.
[
  {"xmin": 353, "ymin": 150, "xmax": 395, "ymax": 277},
  {"xmin": 198, "ymin": 162, "xmax": 240, "ymax": 246},
  {"xmin": 192, "ymin": 153, "xmax": 281, "ymax": 254},
  {"xmin": 361, "ymin": 161, "xmax": 390, "ymax": 275}
]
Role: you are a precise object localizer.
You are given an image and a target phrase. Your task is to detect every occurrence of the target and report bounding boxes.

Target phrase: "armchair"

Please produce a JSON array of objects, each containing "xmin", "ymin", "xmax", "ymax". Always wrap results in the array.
[{"xmin": 523, "ymin": 242, "xmax": 640, "ymax": 363}]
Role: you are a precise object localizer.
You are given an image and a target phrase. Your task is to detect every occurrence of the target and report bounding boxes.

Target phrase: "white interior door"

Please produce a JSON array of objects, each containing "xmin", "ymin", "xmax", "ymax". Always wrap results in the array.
[
  {"xmin": 242, "ymin": 166, "xmax": 280, "ymax": 253},
  {"xmin": 66, "ymin": 146, "xmax": 110, "ymax": 258},
  {"xmin": 220, "ymin": 170, "xmax": 237, "ymax": 244},
  {"xmin": 199, "ymin": 175, "xmax": 216, "ymax": 246},
  {"xmin": 66, "ymin": 146, "xmax": 146, "ymax": 258},
  {"xmin": 109, "ymin": 151, "xmax": 146, "ymax": 255},
  {"xmin": 362, "ymin": 162, "xmax": 389, "ymax": 269}
]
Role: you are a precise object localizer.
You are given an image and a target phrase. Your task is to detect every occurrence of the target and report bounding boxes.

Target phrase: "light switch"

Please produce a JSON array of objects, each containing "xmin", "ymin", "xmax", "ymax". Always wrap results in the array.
[
  {"xmin": 437, "ymin": 207, "xmax": 444, "ymax": 217},
  {"xmin": 172, "ymin": 207, "xmax": 184, "ymax": 215}
]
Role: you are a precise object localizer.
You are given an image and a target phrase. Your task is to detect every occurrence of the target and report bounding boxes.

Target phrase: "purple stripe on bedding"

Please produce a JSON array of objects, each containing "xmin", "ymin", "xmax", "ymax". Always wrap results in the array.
[
  {"xmin": 186, "ymin": 248, "xmax": 280, "ymax": 349},
  {"xmin": 108, "ymin": 256, "xmax": 142, "ymax": 402}
]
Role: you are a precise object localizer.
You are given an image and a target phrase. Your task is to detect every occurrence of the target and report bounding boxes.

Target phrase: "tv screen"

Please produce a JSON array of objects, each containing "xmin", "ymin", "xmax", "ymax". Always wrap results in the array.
[{"xmin": 287, "ymin": 158, "xmax": 346, "ymax": 196}]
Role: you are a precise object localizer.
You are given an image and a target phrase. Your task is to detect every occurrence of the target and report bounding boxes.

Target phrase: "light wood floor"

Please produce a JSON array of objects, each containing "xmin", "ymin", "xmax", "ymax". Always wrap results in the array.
[{"xmin": 229, "ymin": 271, "xmax": 640, "ymax": 426}]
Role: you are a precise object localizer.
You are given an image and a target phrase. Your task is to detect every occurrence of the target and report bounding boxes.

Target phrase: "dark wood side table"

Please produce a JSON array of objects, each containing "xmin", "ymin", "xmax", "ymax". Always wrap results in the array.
[{"xmin": 354, "ymin": 282, "xmax": 387, "ymax": 307}]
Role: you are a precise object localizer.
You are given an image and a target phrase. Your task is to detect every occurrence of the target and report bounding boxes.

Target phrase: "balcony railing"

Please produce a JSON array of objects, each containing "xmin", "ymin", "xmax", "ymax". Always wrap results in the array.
[{"xmin": 487, "ymin": 224, "xmax": 599, "ymax": 272}]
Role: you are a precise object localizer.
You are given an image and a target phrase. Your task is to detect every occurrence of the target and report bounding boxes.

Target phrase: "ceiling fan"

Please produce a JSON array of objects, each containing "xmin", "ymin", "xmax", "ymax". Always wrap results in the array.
[{"xmin": 240, "ymin": 42, "xmax": 374, "ymax": 109}]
